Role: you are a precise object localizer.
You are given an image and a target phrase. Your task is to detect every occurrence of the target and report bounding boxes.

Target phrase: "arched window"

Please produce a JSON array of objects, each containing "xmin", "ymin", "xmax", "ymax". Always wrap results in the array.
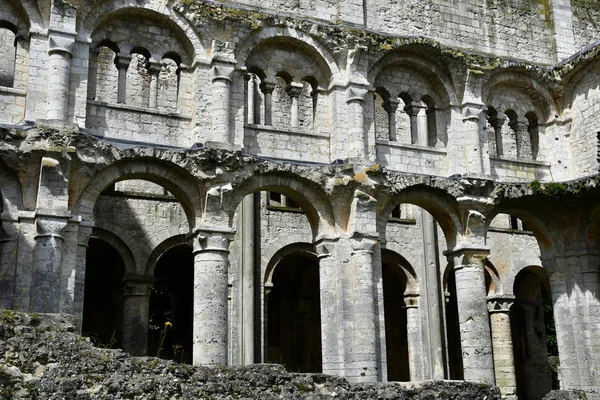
[{"xmin": 0, "ymin": 24, "xmax": 17, "ymax": 88}]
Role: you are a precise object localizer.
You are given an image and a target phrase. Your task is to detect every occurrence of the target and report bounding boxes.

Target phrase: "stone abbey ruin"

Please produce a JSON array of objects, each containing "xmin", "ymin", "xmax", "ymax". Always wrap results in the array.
[{"xmin": 1, "ymin": 0, "xmax": 600, "ymax": 398}]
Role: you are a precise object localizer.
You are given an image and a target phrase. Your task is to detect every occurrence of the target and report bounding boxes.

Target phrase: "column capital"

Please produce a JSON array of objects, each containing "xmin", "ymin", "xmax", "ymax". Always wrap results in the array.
[
  {"xmin": 404, "ymin": 291, "xmax": 420, "ymax": 308},
  {"xmin": 487, "ymin": 294, "xmax": 515, "ymax": 313},
  {"xmin": 211, "ymin": 62, "xmax": 236, "ymax": 83},
  {"xmin": 260, "ymin": 80, "xmax": 277, "ymax": 95},
  {"xmin": 34, "ymin": 213, "xmax": 70, "ymax": 240},
  {"xmin": 446, "ymin": 245, "xmax": 490, "ymax": 270},
  {"xmin": 147, "ymin": 60, "xmax": 163, "ymax": 76},
  {"xmin": 383, "ymin": 99, "xmax": 400, "ymax": 113},
  {"xmin": 350, "ymin": 232, "xmax": 379, "ymax": 253},
  {"xmin": 48, "ymin": 30, "xmax": 76, "ymax": 57},
  {"xmin": 346, "ymin": 86, "xmax": 369, "ymax": 104},
  {"xmin": 490, "ymin": 111, "xmax": 508, "ymax": 128},
  {"xmin": 461, "ymin": 102, "xmax": 486, "ymax": 122},
  {"xmin": 314, "ymin": 234, "xmax": 340, "ymax": 259},
  {"xmin": 189, "ymin": 226, "xmax": 235, "ymax": 254},
  {"xmin": 286, "ymin": 82, "xmax": 304, "ymax": 98},
  {"xmin": 509, "ymin": 119, "xmax": 529, "ymax": 132},
  {"xmin": 122, "ymin": 275, "xmax": 154, "ymax": 296},
  {"xmin": 114, "ymin": 54, "xmax": 132, "ymax": 71}
]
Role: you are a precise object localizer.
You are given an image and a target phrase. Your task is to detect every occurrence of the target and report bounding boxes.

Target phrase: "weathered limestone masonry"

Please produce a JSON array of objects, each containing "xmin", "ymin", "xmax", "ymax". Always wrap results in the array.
[{"xmin": 1, "ymin": 0, "xmax": 600, "ymax": 399}]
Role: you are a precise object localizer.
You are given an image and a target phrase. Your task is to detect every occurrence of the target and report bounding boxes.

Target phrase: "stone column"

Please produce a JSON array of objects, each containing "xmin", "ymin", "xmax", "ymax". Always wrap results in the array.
[
  {"xmin": 87, "ymin": 49, "xmax": 99, "ymax": 101},
  {"xmin": 490, "ymin": 112, "xmax": 507, "ymax": 156},
  {"xmin": 122, "ymin": 275, "xmax": 153, "ymax": 356},
  {"xmin": 488, "ymin": 295, "xmax": 517, "ymax": 399},
  {"xmin": 347, "ymin": 235, "xmax": 380, "ymax": 382},
  {"xmin": 346, "ymin": 86, "xmax": 369, "ymax": 159},
  {"xmin": 449, "ymin": 247, "xmax": 495, "ymax": 384},
  {"xmin": 510, "ymin": 119, "xmax": 530, "ymax": 159},
  {"xmin": 115, "ymin": 54, "xmax": 131, "ymax": 104},
  {"xmin": 580, "ymin": 257, "xmax": 600, "ymax": 391},
  {"xmin": 245, "ymin": 74, "xmax": 254, "ymax": 125},
  {"xmin": 31, "ymin": 214, "xmax": 69, "ymax": 313},
  {"xmin": 461, "ymin": 103, "xmax": 486, "ymax": 176},
  {"xmin": 0, "ymin": 214, "xmax": 19, "ymax": 309},
  {"xmin": 420, "ymin": 210, "xmax": 445, "ymax": 380},
  {"xmin": 240, "ymin": 194, "xmax": 256, "ymax": 365},
  {"xmin": 211, "ymin": 62, "xmax": 236, "ymax": 142},
  {"xmin": 317, "ymin": 236, "xmax": 344, "ymax": 377},
  {"xmin": 73, "ymin": 222, "xmax": 93, "ymax": 327},
  {"xmin": 191, "ymin": 227, "xmax": 234, "ymax": 366},
  {"xmin": 47, "ymin": 34, "xmax": 75, "ymax": 124},
  {"xmin": 383, "ymin": 99, "xmax": 399, "ymax": 141},
  {"xmin": 260, "ymin": 81, "xmax": 277, "ymax": 126},
  {"xmin": 148, "ymin": 60, "xmax": 162, "ymax": 109},
  {"xmin": 405, "ymin": 292, "xmax": 424, "ymax": 381},
  {"xmin": 405, "ymin": 103, "xmax": 419, "ymax": 144},
  {"xmin": 286, "ymin": 82, "xmax": 304, "ymax": 129}
]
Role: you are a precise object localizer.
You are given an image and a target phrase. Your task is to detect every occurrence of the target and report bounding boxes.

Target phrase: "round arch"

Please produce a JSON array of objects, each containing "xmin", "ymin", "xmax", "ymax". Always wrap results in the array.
[
  {"xmin": 236, "ymin": 26, "xmax": 342, "ymax": 82},
  {"xmin": 90, "ymin": 227, "xmax": 137, "ymax": 276},
  {"xmin": 0, "ymin": 160, "xmax": 22, "ymax": 214},
  {"xmin": 145, "ymin": 234, "xmax": 190, "ymax": 277},
  {"xmin": 71, "ymin": 158, "xmax": 202, "ymax": 229},
  {"xmin": 377, "ymin": 184, "xmax": 463, "ymax": 251},
  {"xmin": 264, "ymin": 241, "xmax": 316, "ymax": 287},
  {"xmin": 368, "ymin": 49, "xmax": 459, "ymax": 106},
  {"xmin": 481, "ymin": 70, "xmax": 556, "ymax": 122},
  {"xmin": 223, "ymin": 172, "xmax": 336, "ymax": 238},
  {"xmin": 563, "ymin": 54, "xmax": 600, "ymax": 110},
  {"xmin": 381, "ymin": 248, "xmax": 419, "ymax": 294},
  {"xmin": 80, "ymin": 0, "xmax": 205, "ymax": 62}
]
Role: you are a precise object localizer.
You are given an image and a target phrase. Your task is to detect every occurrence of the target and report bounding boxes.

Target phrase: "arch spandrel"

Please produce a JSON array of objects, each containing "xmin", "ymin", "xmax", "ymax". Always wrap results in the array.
[{"xmin": 71, "ymin": 158, "xmax": 202, "ymax": 230}]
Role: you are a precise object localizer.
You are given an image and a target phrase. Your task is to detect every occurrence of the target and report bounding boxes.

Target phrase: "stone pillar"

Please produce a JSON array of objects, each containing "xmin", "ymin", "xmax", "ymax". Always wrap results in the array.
[
  {"xmin": 122, "ymin": 275, "xmax": 153, "ymax": 356},
  {"xmin": 461, "ymin": 103, "xmax": 486, "ymax": 176},
  {"xmin": 490, "ymin": 112, "xmax": 507, "ymax": 156},
  {"xmin": 245, "ymin": 74, "xmax": 254, "ymax": 125},
  {"xmin": 47, "ymin": 34, "xmax": 75, "ymax": 124},
  {"xmin": 31, "ymin": 214, "xmax": 69, "ymax": 313},
  {"xmin": 0, "ymin": 214, "xmax": 19, "ymax": 309},
  {"xmin": 73, "ymin": 222, "xmax": 93, "ymax": 327},
  {"xmin": 405, "ymin": 292, "xmax": 424, "ymax": 381},
  {"xmin": 383, "ymin": 99, "xmax": 399, "ymax": 141},
  {"xmin": 240, "ymin": 194, "xmax": 255, "ymax": 365},
  {"xmin": 488, "ymin": 295, "xmax": 517, "ymax": 399},
  {"xmin": 260, "ymin": 81, "xmax": 276, "ymax": 126},
  {"xmin": 115, "ymin": 54, "xmax": 131, "ymax": 104},
  {"xmin": 286, "ymin": 82, "xmax": 304, "ymax": 129},
  {"xmin": 510, "ymin": 119, "xmax": 530, "ymax": 159},
  {"xmin": 191, "ymin": 227, "xmax": 234, "ymax": 366},
  {"xmin": 347, "ymin": 235, "xmax": 380, "ymax": 382},
  {"xmin": 346, "ymin": 86, "xmax": 369, "ymax": 159},
  {"xmin": 420, "ymin": 210, "xmax": 445, "ymax": 380},
  {"xmin": 405, "ymin": 103, "xmax": 420, "ymax": 144},
  {"xmin": 211, "ymin": 62, "xmax": 236, "ymax": 141},
  {"xmin": 449, "ymin": 247, "xmax": 495, "ymax": 384},
  {"xmin": 87, "ymin": 49, "xmax": 99, "ymax": 101},
  {"xmin": 148, "ymin": 60, "xmax": 162, "ymax": 109},
  {"xmin": 316, "ymin": 236, "xmax": 344, "ymax": 377},
  {"xmin": 580, "ymin": 257, "xmax": 600, "ymax": 391}
]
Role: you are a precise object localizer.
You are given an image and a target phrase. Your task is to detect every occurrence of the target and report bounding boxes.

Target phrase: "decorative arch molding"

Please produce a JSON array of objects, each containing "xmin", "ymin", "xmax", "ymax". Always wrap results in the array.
[
  {"xmin": 368, "ymin": 50, "xmax": 459, "ymax": 106},
  {"xmin": 90, "ymin": 227, "xmax": 137, "ymax": 276},
  {"xmin": 144, "ymin": 234, "xmax": 189, "ymax": 277},
  {"xmin": 222, "ymin": 172, "xmax": 336, "ymax": 238},
  {"xmin": 480, "ymin": 70, "xmax": 556, "ymax": 122},
  {"xmin": 380, "ymin": 248, "xmax": 419, "ymax": 294},
  {"xmin": 377, "ymin": 184, "xmax": 462, "ymax": 250},
  {"xmin": 236, "ymin": 26, "xmax": 342, "ymax": 82},
  {"xmin": 71, "ymin": 158, "xmax": 202, "ymax": 229},
  {"xmin": 79, "ymin": 0, "xmax": 205, "ymax": 61},
  {"xmin": 264, "ymin": 241, "xmax": 316, "ymax": 287}
]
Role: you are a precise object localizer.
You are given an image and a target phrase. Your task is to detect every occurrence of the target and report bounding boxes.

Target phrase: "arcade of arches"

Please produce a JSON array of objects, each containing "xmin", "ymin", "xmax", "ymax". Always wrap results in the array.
[{"xmin": 3, "ymin": 0, "xmax": 600, "ymax": 398}]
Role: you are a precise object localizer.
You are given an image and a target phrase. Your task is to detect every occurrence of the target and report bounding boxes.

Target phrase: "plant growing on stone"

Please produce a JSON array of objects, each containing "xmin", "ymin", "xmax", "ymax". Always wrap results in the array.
[{"xmin": 156, "ymin": 321, "xmax": 172, "ymax": 358}]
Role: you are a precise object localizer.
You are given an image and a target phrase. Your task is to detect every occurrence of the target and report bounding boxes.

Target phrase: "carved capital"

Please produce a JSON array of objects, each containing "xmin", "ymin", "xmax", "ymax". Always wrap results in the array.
[
  {"xmin": 461, "ymin": 102, "xmax": 486, "ymax": 122},
  {"xmin": 487, "ymin": 295, "xmax": 515, "ymax": 313},
  {"xmin": 509, "ymin": 119, "xmax": 529, "ymax": 132},
  {"xmin": 260, "ymin": 81, "xmax": 277, "ymax": 95},
  {"xmin": 404, "ymin": 292, "xmax": 420, "ymax": 308},
  {"xmin": 212, "ymin": 62, "xmax": 236, "ymax": 83},
  {"xmin": 34, "ymin": 213, "xmax": 70, "ymax": 240},
  {"xmin": 114, "ymin": 54, "xmax": 132, "ymax": 71},
  {"xmin": 122, "ymin": 275, "xmax": 154, "ymax": 297},
  {"xmin": 383, "ymin": 99, "xmax": 400, "ymax": 114},
  {"xmin": 189, "ymin": 226, "xmax": 235, "ymax": 255},
  {"xmin": 447, "ymin": 246, "xmax": 490, "ymax": 270},
  {"xmin": 314, "ymin": 235, "xmax": 340, "ymax": 259},
  {"xmin": 147, "ymin": 60, "xmax": 163, "ymax": 76},
  {"xmin": 286, "ymin": 82, "xmax": 304, "ymax": 98},
  {"xmin": 346, "ymin": 86, "xmax": 368, "ymax": 104}
]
